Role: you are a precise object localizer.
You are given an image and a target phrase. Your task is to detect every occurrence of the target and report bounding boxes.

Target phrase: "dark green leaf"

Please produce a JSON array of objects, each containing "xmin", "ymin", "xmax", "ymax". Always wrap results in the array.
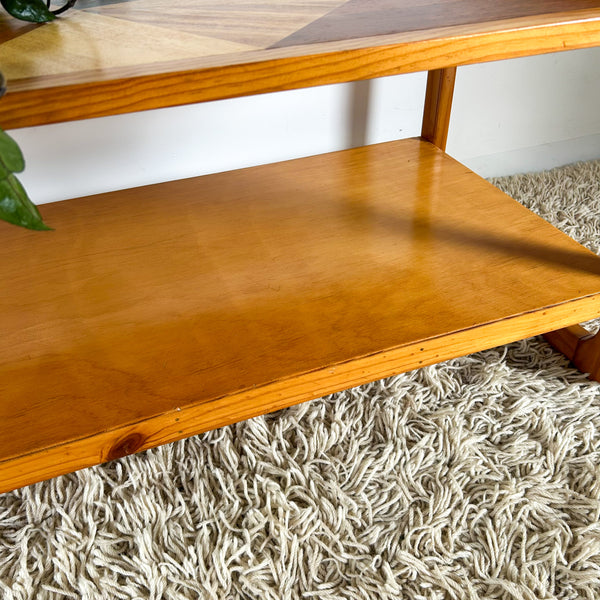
[
  {"xmin": 0, "ymin": 127, "xmax": 25, "ymax": 177},
  {"xmin": 0, "ymin": 126, "xmax": 50, "ymax": 230},
  {"xmin": 0, "ymin": 175, "xmax": 52, "ymax": 230},
  {"xmin": 1, "ymin": 0, "xmax": 55, "ymax": 22}
]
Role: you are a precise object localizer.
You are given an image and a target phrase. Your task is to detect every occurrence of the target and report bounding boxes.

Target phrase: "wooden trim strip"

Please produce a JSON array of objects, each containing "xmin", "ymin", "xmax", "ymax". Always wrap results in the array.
[
  {"xmin": 2, "ymin": 293, "xmax": 600, "ymax": 494},
  {"xmin": 2, "ymin": 10, "xmax": 600, "ymax": 129},
  {"xmin": 0, "ymin": 295, "xmax": 600, "ymax": 493}
]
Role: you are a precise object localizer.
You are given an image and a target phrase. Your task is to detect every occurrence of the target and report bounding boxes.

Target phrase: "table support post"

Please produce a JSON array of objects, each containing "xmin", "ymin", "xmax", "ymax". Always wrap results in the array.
[
  {"xmin": 421, "ymin": 67, "xmax": 457, "ymax": 151},
  {"xmin": 544, "ymin": 326, "xmax": 600, "ymax": 381}
]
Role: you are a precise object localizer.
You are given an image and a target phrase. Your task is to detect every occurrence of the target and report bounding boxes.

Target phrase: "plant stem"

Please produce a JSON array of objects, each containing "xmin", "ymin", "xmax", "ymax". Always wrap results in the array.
[{"xmin": 46, "ymin": 0, "xmax": 77, "ymax": 16}]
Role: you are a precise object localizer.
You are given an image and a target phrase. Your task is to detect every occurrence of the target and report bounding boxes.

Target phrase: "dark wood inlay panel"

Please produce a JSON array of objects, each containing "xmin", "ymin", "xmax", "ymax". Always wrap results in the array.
[{"xmin": 272, "ymin": 0, "xmax": 600, "ymax": 47}]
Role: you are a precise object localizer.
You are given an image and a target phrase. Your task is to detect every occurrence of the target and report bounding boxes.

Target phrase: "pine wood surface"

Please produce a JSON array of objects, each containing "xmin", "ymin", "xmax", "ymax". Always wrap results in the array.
[
  {"xmin": 421, "ymin": 67, "xmax": 457, "ymax": 151},
  {"xmin": 0, "ymin": 2, "xmax": 599, "ymax": 127},
  {"xmin": 3, "ymin": 138, "xmax": 600, "ymax": 492}
]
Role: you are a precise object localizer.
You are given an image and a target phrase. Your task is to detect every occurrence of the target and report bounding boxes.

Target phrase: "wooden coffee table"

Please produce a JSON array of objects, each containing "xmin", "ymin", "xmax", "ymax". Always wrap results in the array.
[{"xmin": 1, "ymin": 1, "xmax": 600, "ymax": 493}]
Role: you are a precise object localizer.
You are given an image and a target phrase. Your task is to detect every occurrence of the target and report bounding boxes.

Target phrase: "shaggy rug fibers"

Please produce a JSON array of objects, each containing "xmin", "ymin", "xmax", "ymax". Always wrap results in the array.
[{"xmin": 2, "ymin": 160, "xmax": 600, "ymax": 600}]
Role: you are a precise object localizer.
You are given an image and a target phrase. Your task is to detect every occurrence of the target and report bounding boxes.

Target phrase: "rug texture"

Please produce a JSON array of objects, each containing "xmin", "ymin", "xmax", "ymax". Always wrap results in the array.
[{"xmin": 2, "ymin": 160, "xmax": 600, "ymax": 600}]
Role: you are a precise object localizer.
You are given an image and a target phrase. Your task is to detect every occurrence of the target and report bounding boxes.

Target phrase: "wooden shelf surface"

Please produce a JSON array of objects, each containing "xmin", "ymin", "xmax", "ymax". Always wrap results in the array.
[
  {"xmin": 2, "ymin": 138, "xmax": 600, "ymax": 492},
  {"xmin": 1, "ymin": 1, "xmax": 600, "ymax": 127}
]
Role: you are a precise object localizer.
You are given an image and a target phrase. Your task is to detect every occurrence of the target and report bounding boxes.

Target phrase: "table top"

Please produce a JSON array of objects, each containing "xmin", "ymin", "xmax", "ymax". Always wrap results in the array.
[{"xmin": 1, "ymin": 0, "xmax": 599, "ymax": 127}]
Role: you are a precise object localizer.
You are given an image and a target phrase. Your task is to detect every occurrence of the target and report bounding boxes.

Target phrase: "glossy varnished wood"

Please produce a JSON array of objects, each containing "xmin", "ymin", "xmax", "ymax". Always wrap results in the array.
[
  {"xmin": 271, "ymin": 1, "xmax": 600, "ymax": 47},
  {"xmin": 421, "ymin": 67, "xmax": 457, "ymax": 151},
  {"xmin": 0, "ymin": 4, "xmax": 599, "ymax": 127},
  {"xmin": 2, "ymin": 139, "xmax": 600, "ymax": 492}
]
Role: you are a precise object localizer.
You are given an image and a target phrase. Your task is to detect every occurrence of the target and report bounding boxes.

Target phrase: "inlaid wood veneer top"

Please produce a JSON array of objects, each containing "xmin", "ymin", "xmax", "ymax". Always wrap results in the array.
[
  {"xmin": 0, "ymin": 1, "xmax": 599, "ymax": 126},
  {"xmin": 2, "ymin": 0, "xmax": 600, "ymax": 78}
]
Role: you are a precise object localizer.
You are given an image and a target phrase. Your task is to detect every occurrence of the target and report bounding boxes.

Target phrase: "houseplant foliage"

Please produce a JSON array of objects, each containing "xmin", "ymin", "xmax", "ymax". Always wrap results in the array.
[
  {"xmin": 1, "ymin": 0, "xmax": 77, "ymax": 22},
  {"xmin": 0, "ymin": 0, "xmax": 77, "ymax": 229},
  {"xmin": 0, "ymin": 125, "xmax": 51, "ymax": 230}
]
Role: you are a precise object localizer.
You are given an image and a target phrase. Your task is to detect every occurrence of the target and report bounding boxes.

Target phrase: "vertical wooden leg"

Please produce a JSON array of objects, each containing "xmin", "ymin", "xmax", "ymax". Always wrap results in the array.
[{"xmin": 421, "ymin": 67, "xmax": 457, "ymax": 151}]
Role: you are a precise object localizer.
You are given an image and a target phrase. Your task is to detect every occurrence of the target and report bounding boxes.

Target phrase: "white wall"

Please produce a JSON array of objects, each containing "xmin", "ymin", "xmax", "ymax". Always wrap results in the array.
[
  {"xmin": 448, "ymin": 47, "xmax": 600, "ymax": 177},
  {"xmin": 8, "ymin": 46, "xmax": 600, "ymax": 206}
]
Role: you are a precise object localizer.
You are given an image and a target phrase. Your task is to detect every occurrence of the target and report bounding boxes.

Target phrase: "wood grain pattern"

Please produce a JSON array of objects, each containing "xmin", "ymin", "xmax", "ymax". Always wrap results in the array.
[
  {"xmin": 3, "ymin": 138, "xmax": 600, "ymax": 492},
  {"xmin": 0, "ymin": 12, "xmax": 255, "ymax": 79},
  {"xmin": 0, "ymin": 6, "xmax": 599, "ymax": 127},
  {"xmin": 544, "ymin": 325, "xmax": 593, "ymax": 358},
  {"xmin": 4, "ymin": 294, "xmax": 600, "ymax": 494},
  {"xmin": 85, "ymin": 0, "xmax": 348, "ymax": 48},
  {"xmin": 421, "ymin": 67, "xmax": 457, "ymax": 151},
  {"xmin": 271, "ymin": 0, "xmax": 600, "ymax": 47}
]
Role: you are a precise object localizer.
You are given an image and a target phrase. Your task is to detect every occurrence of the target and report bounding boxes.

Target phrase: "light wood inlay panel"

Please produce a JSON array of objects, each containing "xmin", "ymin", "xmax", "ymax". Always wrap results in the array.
[
  {"xmin": 2, "ymin": 139, "xmax": 600, "ymax": 492},
  {"xmin": 0, "ymin": 12, "xmax": 255, "ymax": 78},
  {"xmin": 0, "ymin": 1, "xmax": 599, "ymax": 126},
  {"xmin": 85, "ymin": 0, "xmax": 348, "ymax": 49}
]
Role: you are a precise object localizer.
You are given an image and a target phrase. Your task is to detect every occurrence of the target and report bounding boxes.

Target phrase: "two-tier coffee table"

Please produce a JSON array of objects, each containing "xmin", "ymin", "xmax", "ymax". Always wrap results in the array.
[{"xmin": 1, "ymin": 1, "xmax": 600, "ymax": 493}]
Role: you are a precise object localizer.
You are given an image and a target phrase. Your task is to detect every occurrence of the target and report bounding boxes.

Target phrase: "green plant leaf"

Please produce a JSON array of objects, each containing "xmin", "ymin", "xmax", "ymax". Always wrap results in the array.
[
  {"xmin": 1, "ymin": 0, "xmax": 55, "ymax": 22},
  {"xmin": 0, "ymin": 174, "xmax": 51, "ymax": 230},
  {"xmin": 0, "ymin": 127, "xmax": 25, "ymax": 178},
  {"xmin": 0, "ymin": 126, "xmax": 50, "ymax": 229}
]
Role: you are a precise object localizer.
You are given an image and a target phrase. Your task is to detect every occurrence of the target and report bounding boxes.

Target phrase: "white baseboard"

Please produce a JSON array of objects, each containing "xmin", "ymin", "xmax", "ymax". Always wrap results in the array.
[{"xmin": 456, "ymin": 133, "xmax": 600, "ymax": 179}]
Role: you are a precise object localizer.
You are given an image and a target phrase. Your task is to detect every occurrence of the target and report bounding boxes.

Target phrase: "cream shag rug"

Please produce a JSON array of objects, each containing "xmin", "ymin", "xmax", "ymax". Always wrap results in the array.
[{"xmin": 2, "ymin": 160, "xmax": 600, "ymax": 600}]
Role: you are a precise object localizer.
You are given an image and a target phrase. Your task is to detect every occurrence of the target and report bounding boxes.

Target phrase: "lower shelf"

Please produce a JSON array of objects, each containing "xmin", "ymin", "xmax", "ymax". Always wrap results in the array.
[{"xmin": 2, "ymin": 138, "xmax": 600, "ymax": 492}]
